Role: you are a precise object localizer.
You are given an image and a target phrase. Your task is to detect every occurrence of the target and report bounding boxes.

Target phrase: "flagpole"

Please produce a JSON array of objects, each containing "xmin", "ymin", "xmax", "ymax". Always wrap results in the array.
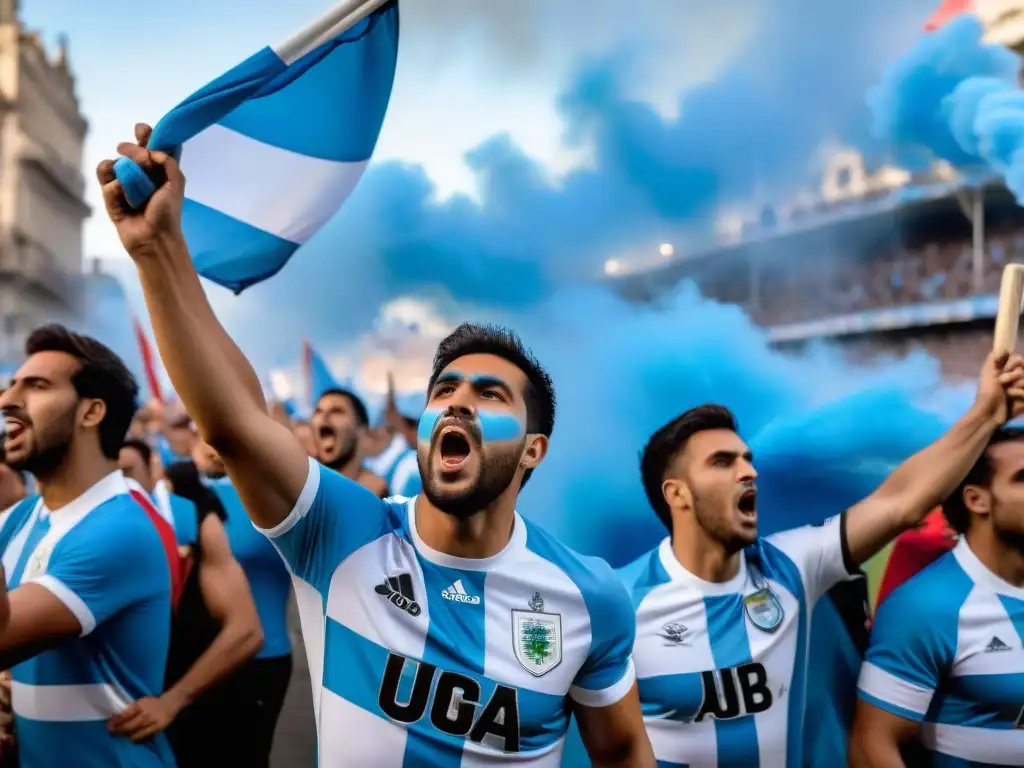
[{"xmin": 274, "ymin": 0, "xmax": 394, "ymax": 65}]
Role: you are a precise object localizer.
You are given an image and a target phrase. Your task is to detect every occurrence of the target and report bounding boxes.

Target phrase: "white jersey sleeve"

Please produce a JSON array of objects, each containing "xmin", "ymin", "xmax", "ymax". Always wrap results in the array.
[
  {"xmin": 256, "ymin": 457, "xmax": 391, "ymax": 590},
  {"xmin": 857, "ymin": 576, "xmax": 949, "ymax": 721},
  {"xmin": 765, "ymin": 514, "xmax": 855, "ymax": 604}
]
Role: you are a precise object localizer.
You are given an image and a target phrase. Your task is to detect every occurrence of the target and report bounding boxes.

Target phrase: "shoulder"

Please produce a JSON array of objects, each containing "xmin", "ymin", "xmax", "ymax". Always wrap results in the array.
[
  {"xmin": 0, "ymin": 495, "xmax": 38, "ymax": 537},
  {"xmin": 879, "ymin": 549, "xmax": 972, "ymax": 621},
  {"xmin": 60, "ymin": 494, "xmax": 166, "ymax": 559},
  {"xmin": 615, "ymin": 541, "xmax": 671, "ymax": 611},
  {"xmin": 521, "ymin": 518, "xmax": 632, "ymax": 623}
]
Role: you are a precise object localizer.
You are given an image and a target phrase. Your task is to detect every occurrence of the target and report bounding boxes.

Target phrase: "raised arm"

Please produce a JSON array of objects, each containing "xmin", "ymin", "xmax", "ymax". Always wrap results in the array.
[
  {"xmin": 842, "ymin": 351, "xmax": 1024, "ymax": 566},
  {"xmin": 97, "ymin": 124, "xmax": 306, "ymax": 529}
]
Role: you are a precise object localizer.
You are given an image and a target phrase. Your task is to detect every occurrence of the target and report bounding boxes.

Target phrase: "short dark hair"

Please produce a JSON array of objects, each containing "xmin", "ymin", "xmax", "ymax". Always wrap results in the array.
[
  {"xmin": 428, "ymin": 323, "xmax": 556, "ymax": 485},
  {"xmin": 641, "ymin": 404, "xmax": 738, "ymax": 530},
  {"xmin": 26, "ymin": 325, "xmax": 139, "ymax": 460},
  {"xmin": 316, "ymin": 388, "xmax": 369, "ymax": 427},
  {"xmin": 121, "ymin": 437, "xmax": 152, "ymax": 469},
  {"xmin": 944, "ymin": 426, "xmax": 1024, "ymax": 534}
]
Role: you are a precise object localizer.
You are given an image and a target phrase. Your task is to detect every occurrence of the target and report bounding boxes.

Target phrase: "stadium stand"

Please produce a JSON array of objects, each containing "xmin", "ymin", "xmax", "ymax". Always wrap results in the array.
[{"xmin": 609, "ymin": 150, "xmax": 1024, "ymax": 382}]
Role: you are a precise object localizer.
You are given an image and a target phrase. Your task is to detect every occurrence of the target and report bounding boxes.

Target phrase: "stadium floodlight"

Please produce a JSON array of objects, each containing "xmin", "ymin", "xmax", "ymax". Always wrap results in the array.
[
  {"xmin": 604, "ymin": 259, "xmax": 622, "ymax": 275},
  {"xmin": 659, "ymin": 243, "xmax": 674, "ymax": 258},
  {"xmin": 993, "ymin": 264, "xmax": 1024, "ymax": 355}
]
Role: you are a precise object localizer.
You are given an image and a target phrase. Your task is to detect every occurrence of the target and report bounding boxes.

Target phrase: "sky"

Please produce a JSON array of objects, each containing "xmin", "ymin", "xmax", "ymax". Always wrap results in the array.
[
  {"xmin": 21, "ymin": 0, "xmax": 939, "ymax": 395},
  {"xmin": 23, "ymin": 0, "xmax": 751, "ymax": 266}
]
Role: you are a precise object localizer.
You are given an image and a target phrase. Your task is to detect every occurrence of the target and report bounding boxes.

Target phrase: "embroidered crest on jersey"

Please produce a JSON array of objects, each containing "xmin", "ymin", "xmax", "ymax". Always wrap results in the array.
[
  {"xmin": 744, "ymin": 587, "xmax": 784, "ymax": 633},
  {"xmin": 658, "ymin": 622, "xmax": 689, "ymax": 646},
  {"xmin": 512, "ymin": 592, "xmax": 562, "ymax": 676},
  {"xmin": 23, "ymin": 539, "xmax": 54, "ymax": 580}
]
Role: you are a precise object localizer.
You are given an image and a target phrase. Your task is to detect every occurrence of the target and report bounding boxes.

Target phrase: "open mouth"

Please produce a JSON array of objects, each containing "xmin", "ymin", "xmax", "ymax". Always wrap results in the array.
[
  {"xmin": 438, "ymin": 428, "xmax": 472, "ymax": 471},
  {"xmin": 317, "ymin": 425, "xmax": 335, "ymax": 440},
  {"xmin": 738, "ymin": 489, "xmax": 757, "ymax": 516},
  {"xmin": 4, "ymin": 418, "xmax": 25, "ymax": 442}
]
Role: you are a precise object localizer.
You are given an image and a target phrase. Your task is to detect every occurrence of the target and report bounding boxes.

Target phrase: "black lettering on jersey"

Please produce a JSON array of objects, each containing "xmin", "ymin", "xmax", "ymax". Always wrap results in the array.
[
  {"xmin": 378, "ymin": 652, "xmax": 521, "ymax": 752},
  {"xmin": 695, "ymin": 662, "xmax": 773, "ymax": 722},
  {"xmin": 378, "ymin": 653, "xmax": 436, "ymax": 723},
  {"xmin": 470, "ymin": 684, "xmax": 520, "ymax": 753},
  {"xmin": 431, "ymin": 671, "xmax": 481, "ymax": 735}
]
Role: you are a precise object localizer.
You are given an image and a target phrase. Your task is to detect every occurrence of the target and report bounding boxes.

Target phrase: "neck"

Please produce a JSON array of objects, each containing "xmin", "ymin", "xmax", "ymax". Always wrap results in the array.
[
  {"xmin": 966, "ymin": 527, "xmax": 1024, "ymax": 588},
  {"xmin": 35, "ymin": 449, "xmax": 118, "ymax": 512},
  {"xmin": 329, "ymin": 452, "xmax": 363, "ymax": 480},
  {"xmin": 672, "ymin": 518, "xmax": 742, "ymax": 583},
  {"xmin": 415, "ymin": 489, "xmax": 518, "ymax": 560}
]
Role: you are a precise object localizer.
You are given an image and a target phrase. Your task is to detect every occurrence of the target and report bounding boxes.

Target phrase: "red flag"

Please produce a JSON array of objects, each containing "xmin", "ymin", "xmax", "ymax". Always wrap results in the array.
[
  {"xmin": 133, "ymin": 317, "xmax": 164, "ymax": 404},
  {"xmin": 129, "ymin": 489, "xmax": 185, "ymax": 612},
  {"xmin": 924, "ymin": 0, "xmax": 973, "ymax": 31},
  {"xmin": 875, "ymin": 509, "xmax": 957, "ymax": 608}
]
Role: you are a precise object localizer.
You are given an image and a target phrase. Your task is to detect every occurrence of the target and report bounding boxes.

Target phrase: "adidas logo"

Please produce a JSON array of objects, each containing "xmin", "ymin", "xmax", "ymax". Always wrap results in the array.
[
  {"xmin": 985, "ymin": 636, "xmax": 1011, "ymax": 653},
  {"xmin": 442, "ymin": 579, "xmax": 480, "ymax": 605},
  {"xmin": 375, "ymin": 573, "xmax": 421, "ymax": 617}
]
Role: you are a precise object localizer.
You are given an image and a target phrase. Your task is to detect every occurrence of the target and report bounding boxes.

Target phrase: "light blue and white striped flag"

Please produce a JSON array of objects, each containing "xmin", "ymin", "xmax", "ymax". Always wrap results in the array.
[
  {"xmin": 114, "ymin": 0, "xmax": 399, "ymax": 293},
  {"xmin": 268, "ymin": 370, "xmax": 303, "ymax": 419}
]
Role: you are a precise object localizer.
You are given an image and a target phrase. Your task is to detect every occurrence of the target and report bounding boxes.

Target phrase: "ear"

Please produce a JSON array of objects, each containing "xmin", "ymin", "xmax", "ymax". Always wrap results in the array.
[
  {"xmin": 962, "ymin": 485, "xmax": 992, "ymax": 517},
  {"xmin": 79, "ymin": 398, "xmax": 107, "ymax": 431},
  {"xmin": 520, "ymin": 434, "xmax": 548, "ymax": 471},
  {"xmin": 662, "ymin": 476, "xmax": 691, "ymax": 515}
]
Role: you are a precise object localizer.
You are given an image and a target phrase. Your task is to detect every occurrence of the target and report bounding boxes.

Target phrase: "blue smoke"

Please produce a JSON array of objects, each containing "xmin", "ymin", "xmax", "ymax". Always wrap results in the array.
[
  {"xmin": 869, "ymin": 14, "xmax": 1024, "ymax": 194},
  {"xmin": 505, "ymin": 285, "xmax": 947, "ymax": 558}
]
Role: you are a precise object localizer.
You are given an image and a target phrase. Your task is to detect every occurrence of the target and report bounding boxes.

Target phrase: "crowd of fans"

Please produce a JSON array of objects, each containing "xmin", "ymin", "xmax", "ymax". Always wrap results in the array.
[
  {"xmin": 670, "ymin": 220, "xmax": 1024, "ymax": 329},
  {"xmin": 750, "ymin": 228, "xmax": 1023, "ymax": 326}
]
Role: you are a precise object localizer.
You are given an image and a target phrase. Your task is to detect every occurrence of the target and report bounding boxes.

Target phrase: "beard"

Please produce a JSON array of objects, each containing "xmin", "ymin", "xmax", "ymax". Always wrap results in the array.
[
  {"xmin": 5, "ymin": 408, "xmax": 75, "ymax": 479},
  {"xmin": 321, "ymin": 430, "xmax": 359, "ymax": 471},
  {"xmin": 419, "ymin": 440, "xmax": 522, "ymax": 520},
  {"xmin": 993, "ymin": 514, "xmax": 1024, "ymax": 555},
  {"xmin": 692, "ymin": 488, "xmax": 754, "ymax": 553}
]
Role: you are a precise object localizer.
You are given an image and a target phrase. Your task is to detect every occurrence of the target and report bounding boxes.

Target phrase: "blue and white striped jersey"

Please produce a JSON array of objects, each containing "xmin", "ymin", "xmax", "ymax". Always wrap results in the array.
[
  {"xmin": 366, "ymin": 435, "xmax": 421, "ymax": 497},
  {"xmin": 365, "ymin": 435, "xmax": 408, "ymax": 479},
  {"xmin": 259, "ymin": 458, "xmax": 636, "ymax": 766},
  {"xmin": 858, "ymin": 539, "xmax": 1024, "ymax": 766},
  {"xmin": 623, "ymin": 515, "xmax": 854, "ymax": 767},
  {"xmin": 0, "ymin": 472, "xmax": 174, "ymax": 767}
]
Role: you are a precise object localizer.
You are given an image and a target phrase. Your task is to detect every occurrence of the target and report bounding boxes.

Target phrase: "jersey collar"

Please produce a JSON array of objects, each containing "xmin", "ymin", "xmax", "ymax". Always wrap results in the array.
[
  {"xmin": 658, "ymin": 537, "xmax": 749, "ymax": 595},
  {"xmin": 406, "ymin": 497, "xmax": 526, "ymax": 572},
  {"xmin": 39, "ymin": 470, "xmax": 130, "ymax": 530},
  {"xmin": 953, "ymin": 538, "xmax": 1024, "ymax": 600}
]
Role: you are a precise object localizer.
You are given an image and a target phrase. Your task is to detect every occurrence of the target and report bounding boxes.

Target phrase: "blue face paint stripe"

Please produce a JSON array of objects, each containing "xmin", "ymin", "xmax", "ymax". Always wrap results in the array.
[
  {"xmin": 417, "ymin": 407, "xmax": 524, "ymax": 444},
  {"xmin": 418, "ymin": 408, "xmax": 442, "ymax": 443},
  {"xmin": 477, "ymin": 411, "xmax": 524, "ymax": 442}
]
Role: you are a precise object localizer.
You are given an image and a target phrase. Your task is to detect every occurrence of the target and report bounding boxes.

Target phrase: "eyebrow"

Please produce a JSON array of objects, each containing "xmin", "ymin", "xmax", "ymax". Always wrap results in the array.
[
  {"xmin": 434, "ymin": 372, "xmax": 514, "ymax": 398},
  {"xmin": 7, "ymin": 375, "xmax": 49, "ymax": 387},
  {"xmin": 709, "ymin": 449, "xmax": 754, "ymax": 463},
  {"xmin": 434, "ymin": 372, "xmax": 465, "ymax": 386},
  {"xmin": 470, "ymin": 375, "xmax": 513, "ymax": 396}
]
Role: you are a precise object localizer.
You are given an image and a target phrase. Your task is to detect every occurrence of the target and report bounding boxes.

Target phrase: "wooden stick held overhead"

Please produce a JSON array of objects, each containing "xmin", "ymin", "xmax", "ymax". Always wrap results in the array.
[{"xmin": 993, "ymin": 264, "xmax": 1024, "ymax": 356}]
